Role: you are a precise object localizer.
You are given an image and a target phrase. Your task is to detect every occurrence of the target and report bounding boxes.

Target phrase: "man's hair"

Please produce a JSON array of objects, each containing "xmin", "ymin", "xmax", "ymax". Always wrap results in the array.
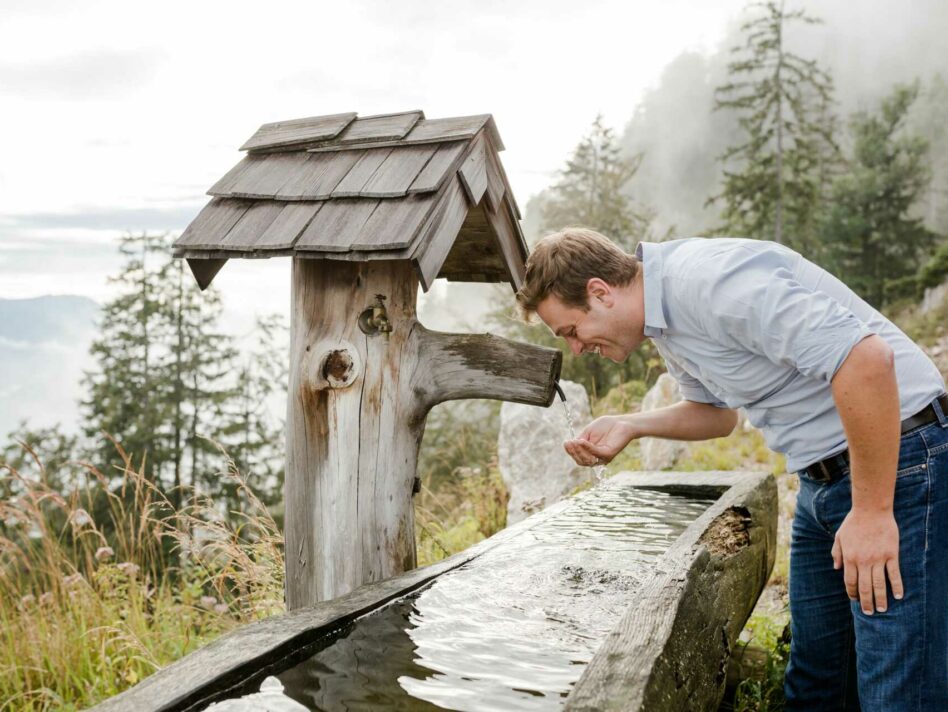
[{"xmin": 515, "ymin": 227, "xmax": 640, "ymax": 319}]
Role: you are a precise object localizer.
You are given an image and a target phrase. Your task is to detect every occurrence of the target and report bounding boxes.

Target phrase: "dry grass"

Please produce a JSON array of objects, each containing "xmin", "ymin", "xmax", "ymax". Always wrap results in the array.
[{"xmin": 0, "ymin": 440, "xmax": 284, "ymax": 711}]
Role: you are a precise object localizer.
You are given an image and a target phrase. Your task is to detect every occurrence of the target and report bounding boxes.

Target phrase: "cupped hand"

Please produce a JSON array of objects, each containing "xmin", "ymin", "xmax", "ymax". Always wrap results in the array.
[
  {"xmin": 563, "ymin": 415, "xmax": 636, "ymax": 467},
  {"xmin": 832, "ymin": 508, "xmax": 903, "ymax": 614}
]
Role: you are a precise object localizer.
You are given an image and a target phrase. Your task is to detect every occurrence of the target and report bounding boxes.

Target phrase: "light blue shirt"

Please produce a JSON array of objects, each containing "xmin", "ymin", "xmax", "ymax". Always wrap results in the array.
[{"xmin": 636, "ymin": 238, "xmax": 946, "ymax": 472}]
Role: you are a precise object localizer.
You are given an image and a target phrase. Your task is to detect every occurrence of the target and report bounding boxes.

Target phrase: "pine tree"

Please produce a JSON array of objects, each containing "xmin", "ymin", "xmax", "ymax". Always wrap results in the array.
[
  {"xmin": 82, "ymin": 235, "xmax": 244, "ymax": 503},
  {"xmin": 821, "ymin": 84, "xmax": 936, "ymax": 308},
  {"xmin": 540, "ymin": 115, "xmax": 651, "ymax": 250},
  {"xmin": 160, "ymin": 258, "xmax": 239, "ymax": 509},
  {"xmin": 215, "ymin": 313, "xmax": 287, "ymax": 508},
  {"xmin": 82, "ymin": 234, "xmax": 170, "ymax": 483},
  {"xmin": 712, "ymin": 0, "xmax": 838, "ymax": 250}
]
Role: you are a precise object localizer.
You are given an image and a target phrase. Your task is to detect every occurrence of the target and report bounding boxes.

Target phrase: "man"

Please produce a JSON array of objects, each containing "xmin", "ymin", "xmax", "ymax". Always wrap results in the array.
[{"xmin": 516, "ymin": 228, "xmax": 947, "ymax": 711}]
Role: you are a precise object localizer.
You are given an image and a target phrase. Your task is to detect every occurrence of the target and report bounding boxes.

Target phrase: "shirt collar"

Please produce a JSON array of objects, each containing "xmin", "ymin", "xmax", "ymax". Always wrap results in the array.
[{"xmin": 635, "ymin": 241, "xmax": 667, "ymax": 337}]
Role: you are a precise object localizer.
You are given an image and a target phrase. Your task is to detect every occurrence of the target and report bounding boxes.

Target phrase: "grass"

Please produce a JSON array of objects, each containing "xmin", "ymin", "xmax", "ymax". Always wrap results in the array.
[{"xmin": 0, "ymin": 441, "xmax": 283, "ymax": 711}]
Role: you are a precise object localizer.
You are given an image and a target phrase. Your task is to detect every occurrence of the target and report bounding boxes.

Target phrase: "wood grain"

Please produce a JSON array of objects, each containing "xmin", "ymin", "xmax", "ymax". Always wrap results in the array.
[
  {"xmin": 330, "ymin": 148, "xmax": 394, "ymax": 197},
  {"xmin": 458, "ymin": 134, "xmax": 488, "ymax": 205},
  {"xmin": 359, "ymin": 145, "xmax": 438, "ymax": 197},
  {"xmin": 241, "ymin": 112, "xmax": 356, "ymax": 152},
  {"xmin": 219, "ymin": 201, "xmax": 286, "ymax": 251},
  {"xmin": 483, "ymin": 198, "xmax": 527, "ymax": 290},
  {"xmin": 407, "ymin": 141, "xmax": 466, "ymax": 194},
  {"xmin": 351, "ymin": 192, "xmax": 440, "ymax": 250},
  {"xmin": 226, "ymin": 153, "xmax": 311, "ymax": 199},
  {"xmin": 413, "ymin": 177, "xmax": 470, "ymax": 290},
  {"xmin": 336, "ymin": 110, "xmax": 424, "ymax": 144},
  {"xmin": 256, "ymin": 202, "xmax": 323, "ymax": 250},
  {"xmin": 174, "ymin": 199, "xmax": 252, "ymax": 249},
  {"xmin": 294, "ymin": 199, "xmax": 380, "ymax": 252},
  {"xmin": 274, "ymin": 151, "xmax": 361, "ymax": 200}
]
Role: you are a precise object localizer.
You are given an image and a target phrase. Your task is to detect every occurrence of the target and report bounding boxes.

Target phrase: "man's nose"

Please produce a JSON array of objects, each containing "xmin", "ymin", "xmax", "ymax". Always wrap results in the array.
[{"xmin": 566, "ymin": 337, "xmax": 583, "ymax": 356}]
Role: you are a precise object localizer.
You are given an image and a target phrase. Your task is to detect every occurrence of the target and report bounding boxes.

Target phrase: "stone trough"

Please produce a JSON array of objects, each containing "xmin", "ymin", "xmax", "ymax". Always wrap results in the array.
[{"xmin": 91, "ymin": 470, "xmax": 776, "ymax": 712}]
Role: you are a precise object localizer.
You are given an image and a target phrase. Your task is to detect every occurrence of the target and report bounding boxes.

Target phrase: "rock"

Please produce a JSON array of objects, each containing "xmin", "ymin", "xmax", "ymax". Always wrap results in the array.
[
  {"xmin": 920, "ymin": 279, "xmax": 948, "ymax": 315},
  {"xmin": 639, "ymin": 373, "xmax": 688, "ymax": 470},
  {"xmin": 498, "ymin": 379, "xmax": 596, "ymax": 524}
]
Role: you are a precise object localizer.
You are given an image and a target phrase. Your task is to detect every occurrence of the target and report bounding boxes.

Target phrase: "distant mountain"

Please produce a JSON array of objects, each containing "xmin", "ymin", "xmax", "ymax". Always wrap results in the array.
[{"xmin": 0, "ymin": 295, "xmax": 99, "ymax": 439}]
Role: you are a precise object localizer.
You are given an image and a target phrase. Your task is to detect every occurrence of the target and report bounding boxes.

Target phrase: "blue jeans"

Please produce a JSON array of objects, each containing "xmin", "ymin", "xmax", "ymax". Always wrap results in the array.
[{"xmin": 785, "ymin": 403, "xmax": 948, "ymax": 711}]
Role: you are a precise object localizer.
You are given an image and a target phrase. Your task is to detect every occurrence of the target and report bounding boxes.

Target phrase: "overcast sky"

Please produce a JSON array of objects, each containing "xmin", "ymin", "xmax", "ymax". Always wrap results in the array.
[{"xmin": 0, "ymin": 0, "xmax": 752, "ymax": 317}]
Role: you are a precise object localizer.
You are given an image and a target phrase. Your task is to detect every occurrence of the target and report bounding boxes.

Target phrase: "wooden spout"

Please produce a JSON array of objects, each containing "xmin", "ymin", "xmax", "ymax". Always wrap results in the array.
[{"xmin": 413, "ymin": 327, "xmax": 562, "ymax": 412}]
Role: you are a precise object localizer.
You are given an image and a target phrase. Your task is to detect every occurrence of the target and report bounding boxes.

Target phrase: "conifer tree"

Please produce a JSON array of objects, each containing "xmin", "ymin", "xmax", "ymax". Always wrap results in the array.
[
  {"xmin": 82, "ymin": 235, "xmax": 244, "ymax": 503},
  {"xmin": 712, "ymin": 0, "xmax": 837, "ymax": 249},
  {"xmin": 82, "ymin": 234, "xmax": 170, "ymax": 483},
  {"xmin": 821, "ymin": 84, "xmax": 935, "ymax": 308},
  {"xmin": 161, "ymin": 258, "xmax": 238, "ymax": 508},
  {"xmin": 540, "ymin": 115, "xmax": 651, "ymax": 250},
  {"xmin": 215, "ymin": 313, "xmax": 287, "ymax": 508}
]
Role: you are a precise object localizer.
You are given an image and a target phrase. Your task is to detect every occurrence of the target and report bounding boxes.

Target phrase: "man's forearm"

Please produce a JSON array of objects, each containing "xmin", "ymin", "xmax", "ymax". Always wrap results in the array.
[
  {"xmin": 831, "ymin": 335, "xmax": 900, "ymax": 511},
  {"xmin": 622, "ymin": 400, "xmax": 738, "ymax": 441}
]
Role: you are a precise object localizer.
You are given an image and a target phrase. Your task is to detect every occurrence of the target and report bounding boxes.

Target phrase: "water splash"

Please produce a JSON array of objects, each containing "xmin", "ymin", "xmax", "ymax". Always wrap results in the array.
[{"xmin": 554, "ymin": 383, "xmax": 605, "ymax": 484}]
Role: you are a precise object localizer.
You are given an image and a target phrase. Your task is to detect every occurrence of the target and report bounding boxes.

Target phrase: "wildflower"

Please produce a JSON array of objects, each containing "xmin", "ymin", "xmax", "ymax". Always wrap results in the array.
[
  {"xmin": 19, "ymin": 594, "xmax": 35, "ymax": 608},
  {"xmin": 39, "ymin": 592, "xmax": 54, "ymax": 606},
  {"xmin": 95, "ymin": 546, "xmax": 115, "ymax": 562},
  {"xmin": 63, "ymin": 573, "xmax": 84, "ymax": 589},
  {"xmin": 117, "ymin": 562, "xmax": 140, "ymax": 577},
  {"xmin": 69, "ymin": 509, "xmax": 93, "ymax": 528},
  {"xmin": 200, "ymin": 595, "xmax": 218, "ymax": 609},
  {"xmin": 214, "ymin": 603, "xmax": 229, "ymax": 615}
]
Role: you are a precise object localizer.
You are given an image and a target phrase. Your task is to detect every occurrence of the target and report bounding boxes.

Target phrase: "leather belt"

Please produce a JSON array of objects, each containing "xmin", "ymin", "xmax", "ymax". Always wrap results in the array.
[{"xmin": 802, "ymin": 393, "xmax": 948, "ymax": 483}]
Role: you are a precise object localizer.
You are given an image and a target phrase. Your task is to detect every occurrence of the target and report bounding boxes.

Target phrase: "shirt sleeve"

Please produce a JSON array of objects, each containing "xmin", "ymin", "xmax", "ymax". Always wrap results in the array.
[{"xmin": 685, "ymin": 245, "xmax": 875, "ymax": 382}]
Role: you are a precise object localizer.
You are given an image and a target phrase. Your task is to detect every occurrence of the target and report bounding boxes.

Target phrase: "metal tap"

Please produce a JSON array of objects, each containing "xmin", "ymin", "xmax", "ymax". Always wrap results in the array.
[{"xmin": 358, "ymin": 294, "xmax": 392, "ymax": 337}]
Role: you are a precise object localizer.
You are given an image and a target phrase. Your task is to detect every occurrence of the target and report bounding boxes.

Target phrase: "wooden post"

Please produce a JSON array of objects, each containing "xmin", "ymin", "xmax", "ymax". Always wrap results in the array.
[{"xmin": 285, "ymin": 258, "xmax": 561, "ymax": 609}]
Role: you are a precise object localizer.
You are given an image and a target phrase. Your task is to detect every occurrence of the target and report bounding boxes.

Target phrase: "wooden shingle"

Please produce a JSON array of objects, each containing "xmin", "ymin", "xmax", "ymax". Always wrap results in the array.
[
  {"xmin": 274, "ymin": 151, "xmax": 362, "ymax": 200},
  {"xmin": 359, "ymin": 145, "xmax": 438, "ymax": 198},
  {"xmin": 336, "ymin": 111, "xmax": 424, "ymax": 145},
  {"xmin": 294, "ymin": 200, "xmax": 380, "ymax": 252},
  {"xmin": 331, "ymin": 148, "xmax": 394, "ymax": 197},
  {"xmin": 256, "ymin": 203, "xmax": 323, "ymax": 250},
  {"xmin": 176, "ymin": 199, "xmax": 251, "ymax": 249},
  {"xmin": 408, "ymin": 141, "xmax": 466, "ymax": 194},
  {"xmin": 241, "ymin": 112, "xmax": 356, "ymax": 152},
  {"xmin": 219, "ymin": 202, "xmax": 286, "ymax": 251}
]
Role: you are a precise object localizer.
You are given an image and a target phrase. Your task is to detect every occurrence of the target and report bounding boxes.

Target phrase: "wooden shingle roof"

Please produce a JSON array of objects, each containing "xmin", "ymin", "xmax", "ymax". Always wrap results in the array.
[{"xmin": 173, "ymin": 110, "xmax": 526, "ymax": 292}]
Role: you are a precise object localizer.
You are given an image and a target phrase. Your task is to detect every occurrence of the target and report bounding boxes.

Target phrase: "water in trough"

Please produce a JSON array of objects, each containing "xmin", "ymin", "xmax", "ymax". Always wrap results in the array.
[{"xmin": 216, "ymin": 483, "xmax": 715, "ymax": 712}]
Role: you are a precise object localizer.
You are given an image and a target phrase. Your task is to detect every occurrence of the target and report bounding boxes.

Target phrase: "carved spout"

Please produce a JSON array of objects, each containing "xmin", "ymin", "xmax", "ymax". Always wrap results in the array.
[{"xmin": 413, "ymin": 325, "xmax": 563, "ymax": 413}]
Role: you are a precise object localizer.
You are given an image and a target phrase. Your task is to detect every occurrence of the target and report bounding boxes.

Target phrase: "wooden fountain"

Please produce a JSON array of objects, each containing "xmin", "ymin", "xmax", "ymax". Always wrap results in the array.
[{"xmin": 172, "ymin": 110, "xmax": 562, "ymax": 608}]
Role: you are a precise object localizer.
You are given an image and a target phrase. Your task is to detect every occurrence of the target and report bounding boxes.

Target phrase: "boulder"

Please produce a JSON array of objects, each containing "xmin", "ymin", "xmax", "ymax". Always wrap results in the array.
[
  {"xmin": 498, "ymin": 379, "xmax": 596, "ymax": 524},
  {"xmin": 639, "ymin": 373, "xmax": 688, "ymax": 470}
]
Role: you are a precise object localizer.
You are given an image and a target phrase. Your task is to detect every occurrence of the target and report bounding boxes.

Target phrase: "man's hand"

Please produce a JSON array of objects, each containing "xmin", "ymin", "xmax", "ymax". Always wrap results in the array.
[
  {"xmin": 832, "ymin": 507, "xmax": 904, "ymax": 614},
  {"xmin": 562, "ymin": 402, "xmax": 737, "ymax": 468},
  {"xmin": 830, "ymin": 335, "xmax": 903, "ymax": 614},
  {"xmin": 564, "ymin": 415, "xmax": 636, "ymax": 466}
]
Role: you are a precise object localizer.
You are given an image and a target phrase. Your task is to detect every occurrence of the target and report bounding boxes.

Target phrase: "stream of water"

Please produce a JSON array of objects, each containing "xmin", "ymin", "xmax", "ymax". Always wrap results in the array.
[{"xmin": 554, "ymin": 383, "xmax": 605, "ymax": 484}]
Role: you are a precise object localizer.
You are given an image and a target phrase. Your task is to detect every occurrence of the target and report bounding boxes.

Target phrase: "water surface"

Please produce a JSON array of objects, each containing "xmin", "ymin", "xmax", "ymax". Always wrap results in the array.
[{"xmin": 271, "ymin": 484, "xmax": 715, "ymax": 711}]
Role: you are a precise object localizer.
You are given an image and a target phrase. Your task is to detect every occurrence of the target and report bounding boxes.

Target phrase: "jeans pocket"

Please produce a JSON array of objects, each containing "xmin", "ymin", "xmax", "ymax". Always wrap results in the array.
[{"xmin": 896, "ymin": 463, "xmax": 927, "ymax": 479}]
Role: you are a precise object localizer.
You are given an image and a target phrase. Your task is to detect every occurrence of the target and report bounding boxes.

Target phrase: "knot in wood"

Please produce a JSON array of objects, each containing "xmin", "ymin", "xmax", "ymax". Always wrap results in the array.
[{"xmin": 322, "ymin": 349, "xmax": 355, "ymax": 388}]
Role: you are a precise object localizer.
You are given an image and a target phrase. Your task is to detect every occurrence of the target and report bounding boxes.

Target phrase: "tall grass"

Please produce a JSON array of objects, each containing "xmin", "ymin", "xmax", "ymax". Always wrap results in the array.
[{"xmin": 0, "ymin": 440, "xmax": 283, "ymax": 711}]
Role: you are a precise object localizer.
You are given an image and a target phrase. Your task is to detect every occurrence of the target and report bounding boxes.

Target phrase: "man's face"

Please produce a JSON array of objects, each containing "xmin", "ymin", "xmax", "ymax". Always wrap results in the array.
[{"xmin": 535, "ymin": 287, "xmax": 632, "ymax": 363}]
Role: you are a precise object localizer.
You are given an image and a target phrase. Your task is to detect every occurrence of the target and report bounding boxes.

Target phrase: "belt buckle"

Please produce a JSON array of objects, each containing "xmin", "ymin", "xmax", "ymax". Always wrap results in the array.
[{"xmin": 813, "ymin": 460, "xmax": 833, "ymax": 483}]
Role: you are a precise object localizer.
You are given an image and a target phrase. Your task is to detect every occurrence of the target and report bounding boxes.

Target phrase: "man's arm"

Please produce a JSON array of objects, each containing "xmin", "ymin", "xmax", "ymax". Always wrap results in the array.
[
  {"xmin": 830, "ymin": 334, "xmax": 904, "ymax": 615},
  {"xmin": 564, "ymin": 400, "xmax": 738, "ymax": 466}
]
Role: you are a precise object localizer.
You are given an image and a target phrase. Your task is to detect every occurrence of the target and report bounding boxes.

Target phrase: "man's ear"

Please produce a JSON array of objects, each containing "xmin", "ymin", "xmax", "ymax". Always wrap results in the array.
[{"xmin": 586, "ymin": 278, "xmax": 613, "ymax": 306}]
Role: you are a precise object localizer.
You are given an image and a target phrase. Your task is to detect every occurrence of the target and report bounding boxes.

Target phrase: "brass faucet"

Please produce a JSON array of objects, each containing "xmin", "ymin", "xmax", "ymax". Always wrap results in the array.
[{"xmin": 358, "ymin": 294, "xmax": 392, "ymax": 337}]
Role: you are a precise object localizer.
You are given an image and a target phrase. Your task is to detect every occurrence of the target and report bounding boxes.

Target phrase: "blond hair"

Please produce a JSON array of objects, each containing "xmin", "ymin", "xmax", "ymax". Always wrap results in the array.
[{"xmin": 515, "ymin": 228, "xmax": 639, "ymax": 319}]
